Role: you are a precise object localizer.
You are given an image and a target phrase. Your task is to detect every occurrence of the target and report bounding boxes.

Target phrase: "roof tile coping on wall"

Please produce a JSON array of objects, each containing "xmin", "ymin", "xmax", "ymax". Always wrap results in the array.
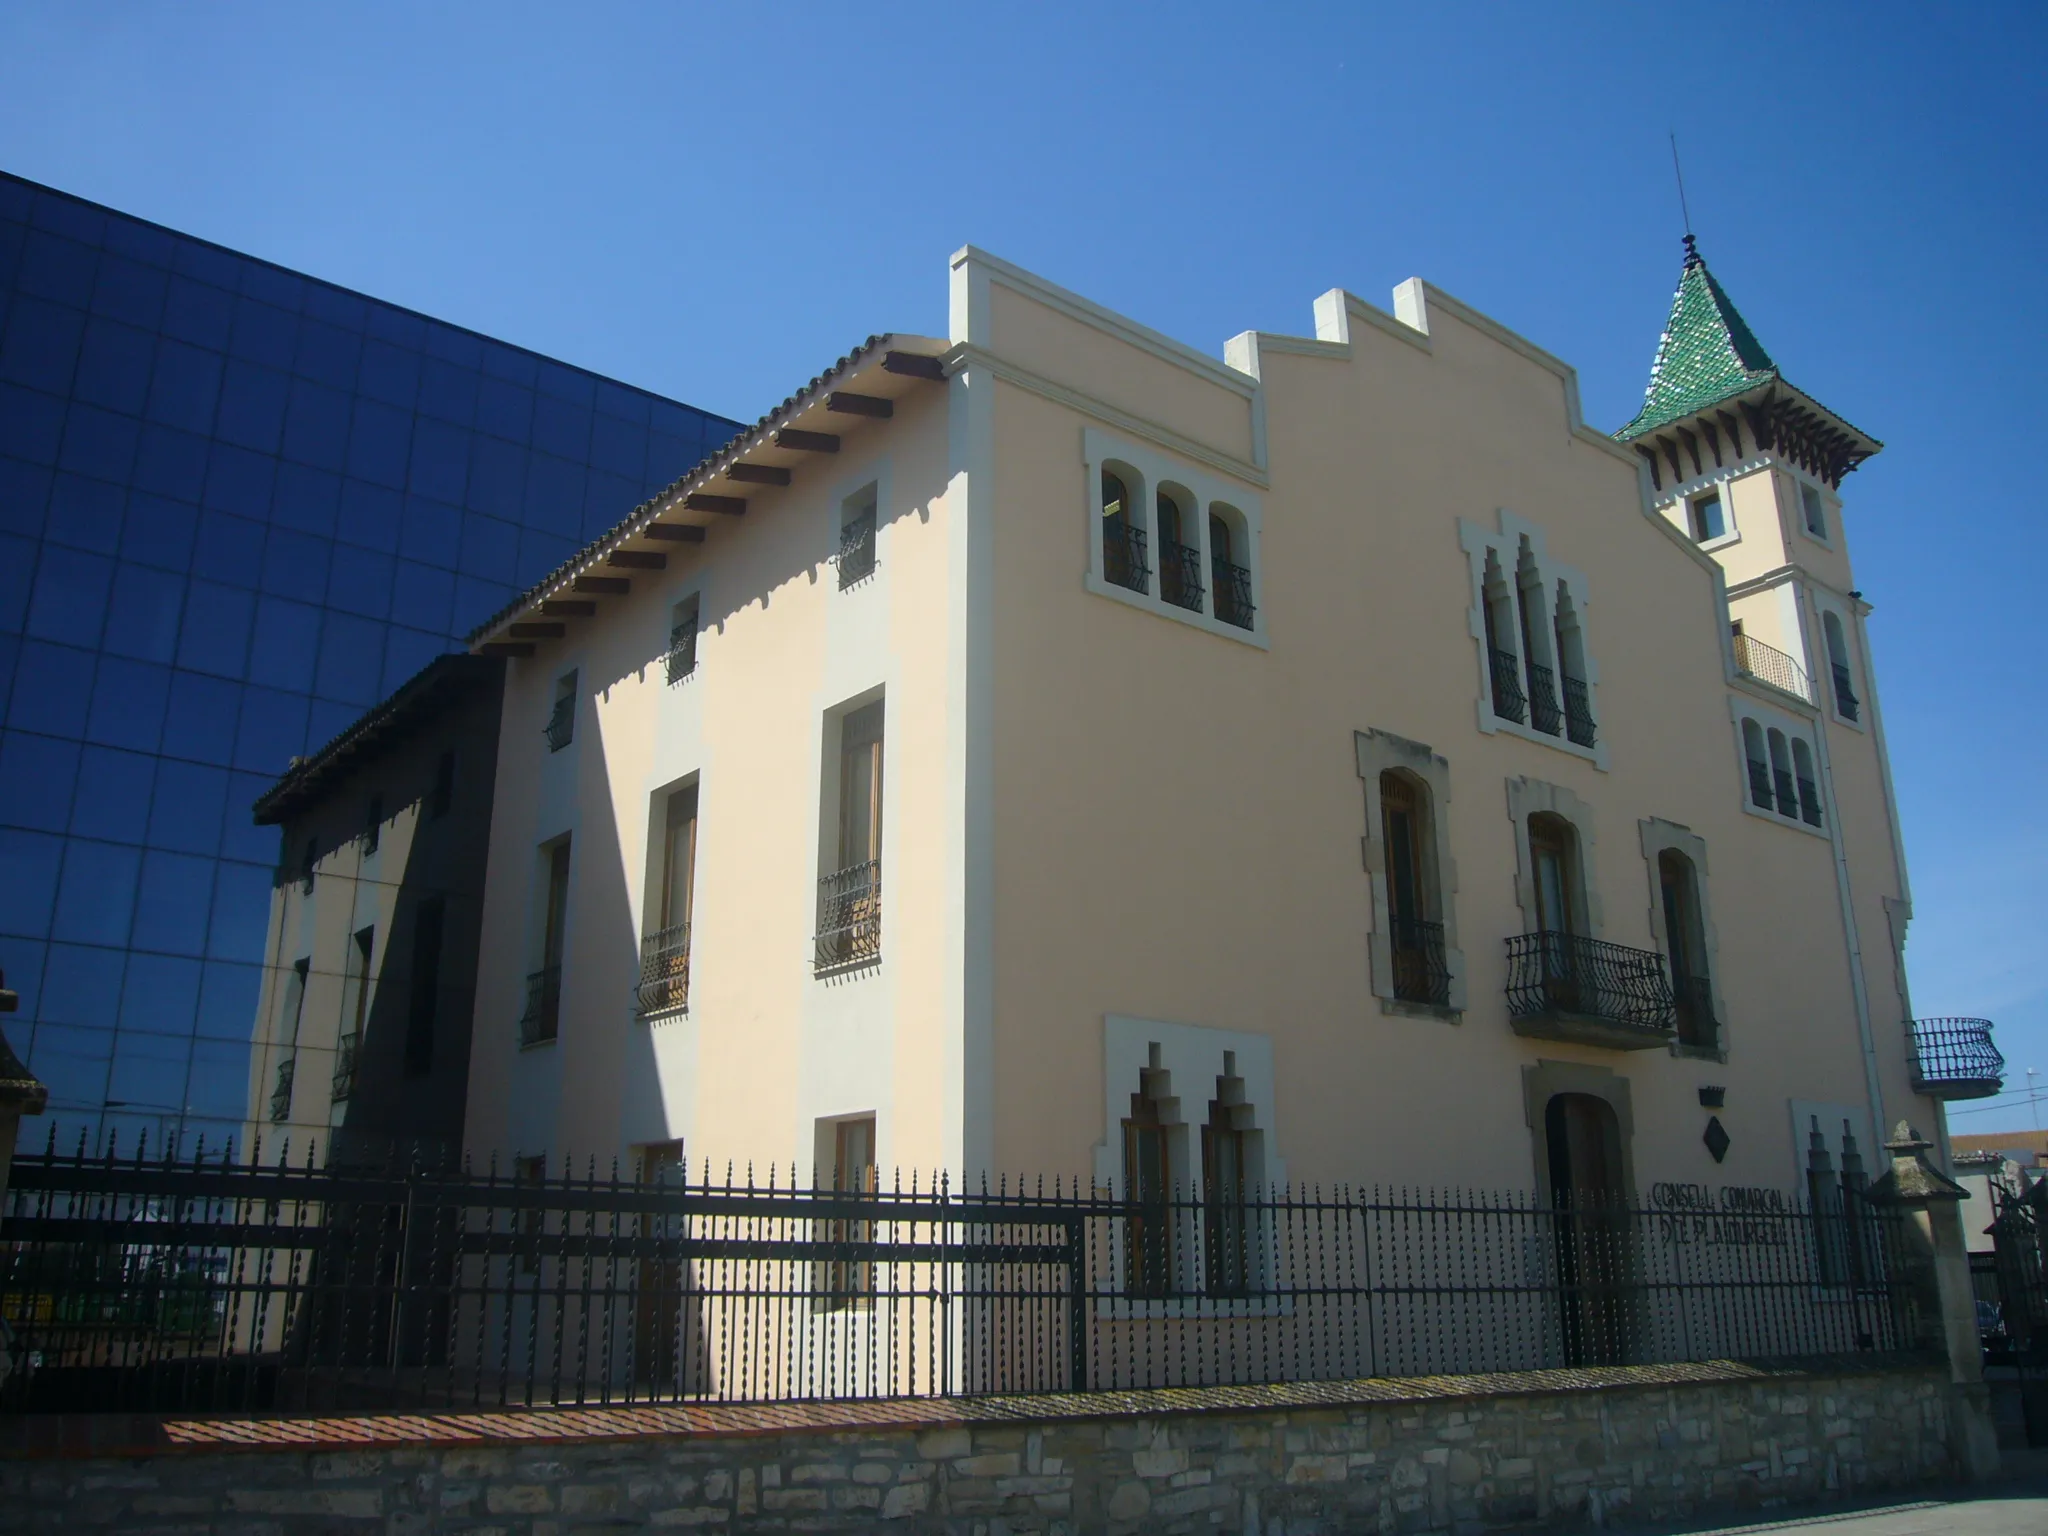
[
  {"xmin": 0, "ymin": 1351, "xmax": 1937, "ymax": 1460},
  {"xmin": 466, "ymin": 333, "xmax": 950, "ymax": 648}
]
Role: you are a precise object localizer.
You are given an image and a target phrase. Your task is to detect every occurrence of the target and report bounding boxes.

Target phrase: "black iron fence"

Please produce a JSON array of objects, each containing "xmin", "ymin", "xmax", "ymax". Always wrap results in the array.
[
  {"xmin": 635, "ymin": 924, "xmax": 691, "ymax": 1017},
  {"xmin": 1488, "ymin": 646, "xmax": 1526, "ymax": 723},
  {"xmin": 814, "ymin": 861, "xmax": 881, "ymax": 973},
  {"xmin": 1386, "ymin": 916, "xmax": 1450, "ymax": 1007},
  {"xmin": 518, "ymin": 967, "xmax": 561, "ymax": 1047},
  {"xmin": 836, "ymin": 509, "xmax": 877, "ymax": 589},
  {"xmin": 1526, "ymin": 660, "xmax": 1563, "ymax": 737},
  {"xmin": 1160, "ymin": 539, "xmax": 1204, "ymax": 613},
  {"xmin": 1102, "ymin": 521, "xmax": 1148, "ymax": 595},
  {"xmin": 1212, "ymin": 558, "xmax": 1254, "ymax": 630},
  {"xmin": 0, "ymin": 1133, "xmax": 1917, "ymax": 1417}
]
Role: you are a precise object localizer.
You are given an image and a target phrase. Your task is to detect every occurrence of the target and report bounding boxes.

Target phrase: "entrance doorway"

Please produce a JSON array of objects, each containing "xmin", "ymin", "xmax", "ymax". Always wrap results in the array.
[{"xmin": 1545, "ymin": 1092, "xmax": 1630, "ymax": 1365}]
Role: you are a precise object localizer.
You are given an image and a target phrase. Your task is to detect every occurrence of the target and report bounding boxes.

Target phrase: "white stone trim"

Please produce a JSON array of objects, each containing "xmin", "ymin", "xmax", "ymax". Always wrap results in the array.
[
  {"xmin": 1354, "ymin": 729, "xmax": 1465, "ymax": 1017},
  {"xmin": 1459, "ymin": 511, "xmax": 1608, "ymax": 771},
  {"xmin": 1082, "ymin": 426, "xmax": 1268, "ymax": 650},
  {"xmin": 1726, "ymin": 695, "xmax": 1830, "ymax": 840}
]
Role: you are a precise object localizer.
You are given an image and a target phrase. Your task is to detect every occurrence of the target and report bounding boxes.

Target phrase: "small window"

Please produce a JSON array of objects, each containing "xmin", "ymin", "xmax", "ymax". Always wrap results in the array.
[
  {"xmin": 1101, "ymin": 466, "xmax": 1149, "ymax": 595},
  {"xmin": 333, "ymin": 927, "xmax": 373, "ymax": 1101},
  {"xmin": 817, "ymin": 701, "xmax": 884, "ymax": 972},
  {"xmin": 1766, "ymin": 729, "xmax": 1798, "ymax": 819},
  {"xmin": 1208, "ymin": 504, "xmax": 1254, "ymax": 630},
  {"xmin": 1658, "ymin": 852, "xmax": 1714, "ymax": 1050},
  {"xmin": 639, "ymin": 787, "xmax": 696, "ymax": 1016},
  {"xmin": 1800, "ymin": 483, "xmax": 1828, "ymax": 539},
  {"xmin": 667, "ymin": 596, "xmax": 699, "ymax": 685},
  {"xmin": 1688, "ymin": 493, "xmax": 1726, "ymax": 543},
  {"xmin": 1157, "ymin": 488, "xmax": 1202, "ymax": 613},
  {"xmin": 523, "ymin": 839, "xmax": 570, "ymax": 1045},
  {"xmin": 837, "ymin": 485, "xmax": 878, "ymax": 589},
  {"xmin": 1380, "ymin": 771, "xmax": 1448, "ymax": 1007},
  {"xmin": 1742, "ymin": 719, "xmax": 1772, "ymax": 809},
  {"xmin": 1791, "ymin": 739, "xmax": 1823, "ymax": 828},
  {"xmin": 544, "ymin": 671, "xmax": 577, "ymax": 752},
  {"xmin": 1481, "ymin": 548, "xmax": 1525, "ymax": 724},
  {"xmin": 1822, "ymin": 612, "xmax": 1859, "ymax": 722},
  {"xmin": 364, "ymin": 793, "xmax": 383, "ymax": 855},
  {"xmin": 429, "ymin": 751, "xmax": 455, "ymax": 820}
]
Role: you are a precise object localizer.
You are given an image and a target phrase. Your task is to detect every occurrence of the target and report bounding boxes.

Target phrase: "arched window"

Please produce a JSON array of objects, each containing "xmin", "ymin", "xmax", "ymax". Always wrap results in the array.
[
  {"xmin": 1658, "ymin": 850, "xmax": 1714, "ymax": 1049},
  {"xmin": 1121, "ymin": 1051, "xmax": 1178, "ymax": 1296},
  {"xmin": 1822, "ymin": 611, "xmax": 1859, "ymax": 721},
  {"xmin": 1516, "ymin": 539, "xmax": 1561, "ymax": 735},
  {"xmin": 1527, "ymin": 812, "xmax": 1583, "ymax": 1011},
  {"xmin": 1552, "ymin": 581, "xmax": 1594, "ymax": 747},
  {"xmin": 1482, "ymin": 548, "xmax": 1525, "ymax": 723},
  {"xmin": 1208, "ymin": 503, "xmax": 1254, "ymax": 629},
  {"xmin": 1741, "ymin": 719, "xmax": 1772, "ymax": 809},
  {"xmin": 1380, "ymin": 770, "xmax": 1448, "ymax": 1006},
  {"xmin": 1101, "ymin": 465, "xmax": 1149, "ymax": 595},
  {"xmin": 1766, "ymin": 728, "xmax": 1797, "ymax": 818},
  {"xmin": 1157, "ymin": 486, "xmax": 1202, "ymax": 612},
  {"xmin": 1791, "ymin": 739, "xmax": 1823, "ymax": 827}
]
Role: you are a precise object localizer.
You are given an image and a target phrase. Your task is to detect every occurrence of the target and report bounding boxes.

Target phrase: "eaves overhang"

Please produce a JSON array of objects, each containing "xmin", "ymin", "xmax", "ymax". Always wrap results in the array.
[
  {"xmin": 466, "ymin": 333, "xmax": 951, "ymax": 654},
  {"xmin": 1619, "ymin": 378, "xmax": 1882, "ymax": 495}
]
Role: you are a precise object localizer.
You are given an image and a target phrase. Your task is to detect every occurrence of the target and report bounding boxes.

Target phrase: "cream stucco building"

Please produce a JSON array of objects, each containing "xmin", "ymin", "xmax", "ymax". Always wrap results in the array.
[{"xmin": 455, "ymin": 239, "xmax": 1998, "ymax": 1212}]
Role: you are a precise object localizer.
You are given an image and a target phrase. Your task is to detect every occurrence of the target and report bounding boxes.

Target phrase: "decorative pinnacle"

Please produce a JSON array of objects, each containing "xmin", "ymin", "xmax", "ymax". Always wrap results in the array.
[{"xmin": 1682, "ymin": 232, "xmax": 1701, "ymax": 267}]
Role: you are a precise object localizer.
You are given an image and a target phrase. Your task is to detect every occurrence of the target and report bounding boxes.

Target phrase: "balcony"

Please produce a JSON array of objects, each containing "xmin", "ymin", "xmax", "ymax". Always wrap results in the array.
[
  {"xmin": 520, "ymin": 965, "xmax": 562, "ymax": 1046},
  {"xmin": 1733, "ymin": 633, "xmax": 1813, "ymax": 703},
  {"xmin": 543, "ymin": 696, "xmax": 575, "ymax": 753},
  {"xmin": 1907, "ymin": 1017, "xmax": 2003, "ymax": 1100},
  {"xmin": 1506, "ymin": 932, "xmax": 1675, "ymax": 1050},
  {"xmin": 838, "ymin": 508, "xmax": 877, "ymax": 589},
  {"xmin": 1526, "ymin": 660, "xmax": 1562, "ymax": 737},
  {"xmin": 1103, "ymin": 521, "xmax": 1150, "ymax": 595},
  {"xmin": 1488, "ymin": 647, "xmax": 1527, "ymax": 724},
  {"xmin": 815, "ymin": 861, "xmax": 881, "ymax": 973},
  {"xmin": 1161, "ymin": 539, "xmax": 1205, "ymax": 613},
  {"xmin": 1562, "ymin": 676, "xmax": 1596, "ymax": 748},
  {"xmin": 1831, "ymin": 663, "xmax": 1861, "ymax": 723},
  {"xmin": 1388, "ymin": 915, "xmax": 1450, "ymax": 1008},
  {"xmin": 1212, "ymin": 557, "xmax": 1255, "ymax": 630},
  {"xmin": 636, "ymin": 922, "xmax": 691, "ymax": 1017}
]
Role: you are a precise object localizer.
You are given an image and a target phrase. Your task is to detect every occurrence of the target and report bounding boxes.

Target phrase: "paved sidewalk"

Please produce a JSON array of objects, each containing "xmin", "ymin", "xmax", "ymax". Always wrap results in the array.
[{"xmin": 1646, "ymin": 1482, "xmax": 2048, "ymax": 1535}]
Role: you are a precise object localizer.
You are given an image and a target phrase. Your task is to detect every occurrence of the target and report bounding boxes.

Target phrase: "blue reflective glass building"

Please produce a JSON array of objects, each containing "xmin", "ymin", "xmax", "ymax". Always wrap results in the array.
[{"xmin": 0, "ymin": 172, "xmax": 739, "ymax": 1152}]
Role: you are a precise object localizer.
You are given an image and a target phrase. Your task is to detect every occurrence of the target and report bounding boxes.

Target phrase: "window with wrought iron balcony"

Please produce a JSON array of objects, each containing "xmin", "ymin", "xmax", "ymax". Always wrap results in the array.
[
  {"xmin": 1907, "ymin": 1018, "xmax": 2003, "ymax": 1100},
  {"xmin": 1380, "ymin": 770, "xmax": 1450, "ymax": 1008},
  {"xmin": 1208, "ymin": 508, "xmax": 1254, "ymax": 631},
  {"xmin": 522, "ymin": 838, "xmax": 570, "ymax": 1046},
  {"xmin": 1157, "ymin": 490, "xmax": 1204, "ymax": 614},
  {"xmin": 838, "ymin": 484, "xmax": 878, "ymax": 590},
  {"xmin": 543, "ymin": 670, "xmax": 577, "ymax": 752},
  {"xmin": 638, "ymin": 786, "xmax": 696, "ymax": 1017},
  {"xmin": 1506, "ymin": 814, "xmax": 1675, "ymax": 1050},
  {"xmin": 816, "ymin": 700, "xmax": 884, "ymax": 974},
  {"xmin": 1100, "ymin": 470, "xmax": 1149, "ymax": 596},
  {"xmin": 1822, "ymin": 611, "xmax": 1860, "ymax": 723},
  {"xmin": 666, "ymin": 595, "xmax": 699, "ymax": 686}
]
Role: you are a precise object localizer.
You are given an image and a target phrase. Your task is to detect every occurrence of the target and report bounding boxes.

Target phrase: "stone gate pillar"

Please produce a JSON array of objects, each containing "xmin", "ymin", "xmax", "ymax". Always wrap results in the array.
[{"xmin": 1868, "ymin": 1120, "xmax": 2000, "ymax": 1481}]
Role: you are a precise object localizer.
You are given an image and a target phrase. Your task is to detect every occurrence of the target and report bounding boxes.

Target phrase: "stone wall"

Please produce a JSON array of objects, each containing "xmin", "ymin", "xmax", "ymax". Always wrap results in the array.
[{"xmin": 2, "ymin": 1357, "xmax": 1980, "ymax": 1534}]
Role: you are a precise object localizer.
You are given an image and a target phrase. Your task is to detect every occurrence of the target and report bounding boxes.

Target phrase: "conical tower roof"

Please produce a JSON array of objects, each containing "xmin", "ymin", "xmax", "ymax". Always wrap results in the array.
[
  {"xmin": 1618, "ymin": 236, "xmax": 1779, "ymax": 439},
  {"xmin": 1615, "ymin": 237, "xmax": 1880, "ymax": 489}
]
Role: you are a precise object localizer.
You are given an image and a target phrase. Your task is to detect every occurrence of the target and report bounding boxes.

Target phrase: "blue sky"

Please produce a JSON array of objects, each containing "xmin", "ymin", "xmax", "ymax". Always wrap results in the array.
[{"xmin": 4, "ymin": 4, "xmax": 2042, "ymax": 1130}]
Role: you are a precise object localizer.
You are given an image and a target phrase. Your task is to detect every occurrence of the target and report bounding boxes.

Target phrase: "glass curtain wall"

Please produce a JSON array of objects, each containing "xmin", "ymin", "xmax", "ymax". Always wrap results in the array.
[{"xmin": 0, "ymin": 173, "xmax": 738, "ymax": 1153}]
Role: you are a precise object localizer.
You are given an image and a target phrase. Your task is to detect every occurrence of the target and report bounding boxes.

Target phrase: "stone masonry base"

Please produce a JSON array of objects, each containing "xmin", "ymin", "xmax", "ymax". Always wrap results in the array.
[{"xmin": 1, "ymin": 1355, "xmax": 1986, "ymax": 1533}]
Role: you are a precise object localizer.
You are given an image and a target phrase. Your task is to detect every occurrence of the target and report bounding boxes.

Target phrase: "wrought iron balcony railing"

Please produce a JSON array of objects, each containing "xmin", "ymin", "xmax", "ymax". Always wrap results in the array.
[
  {"xmin": 1488, "ymin": 647, "xmax": 1526, "ymax": 724},
  {"xmin": 1672, "ymin": 974, "xmax": 1718, "ymax": 1052},
  {"xmin": 838, "ymin": 509, "xmax": 877, "ymax": 589},
  {"xmin": 543, "ymin": 697, "xmax": 575, "ymax": 753},
  {"xmin": 815, "ymin": 861, "xmax": 881, "ymax": 973},
  {"xmin": 1506, "ymin": 931, "xmax": 1675, "ymax": 1047},
  {"xmin": 1907, "ymin": 1017, "xmax": 2003, "ymax": 1100},
  {"xmin": 665, "ymin": 624, "xmax": 697, "ymax": 685},
  {"xmin": 1562, "ymin": 676, "xmax": 1596, "ymax": 748},
  {"xmin": 636, "ymin": 922, "xmax": 691, "ymax": 1016},
  {"xmin": 1526, "ymin": 660, "xmax": 1563, "ymax": 737},
  {"xmin": 1733, "ymin": 633, "xmax": 1813, "ymax": 703},
  {"xmin": 1103, "ymin": 522, "xmax": 1149, "ymax": 595},
  {"xmin": 1796, "ymin": 776, "xmax": 1824, "ymax": 828},
  {"xmin": 1831, "ymin": 663, "xmax": 1861, "ymax": 722},
  {"xmin": 1747, "ymin": 758, "xmax": 1774, "ymax": 810},
  {"xmin": 520, "ymin": 965, "xmax": 562, "ymax": 1046},
  {"xmin": 1387, "ymin": 915, "xmax": 1450, "ymax": 1007},
  {"xmin": 1160, "ymin": 539, "xmax": 1204, "ymax": 613},
  {"xmin": 1212, "ymin": 557, "xmax": 1255, "ymax": 630},
  {"xmin": 331, "ymin": 1031, "xmax": 358, "ymax": 1101}
]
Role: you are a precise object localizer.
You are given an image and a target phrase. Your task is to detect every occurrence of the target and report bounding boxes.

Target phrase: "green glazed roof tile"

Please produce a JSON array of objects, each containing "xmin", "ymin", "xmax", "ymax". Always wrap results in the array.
[{"xmin": 1617, "ymin": 237, "xmax": 1781, "ymax": 440}]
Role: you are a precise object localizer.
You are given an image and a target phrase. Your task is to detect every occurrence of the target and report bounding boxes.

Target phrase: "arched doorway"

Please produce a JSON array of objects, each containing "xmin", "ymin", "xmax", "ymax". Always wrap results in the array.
[{"xmin": 1545, "ymin": 1092, "xmax": 1630, "ymax": 1365}]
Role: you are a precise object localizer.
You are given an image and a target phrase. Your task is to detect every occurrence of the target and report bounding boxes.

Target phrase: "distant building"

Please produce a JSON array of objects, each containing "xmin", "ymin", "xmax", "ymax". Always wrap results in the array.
[
  {"xmin": 0, "ymin": 171, "xmax": 738, "ymax": 1154},
  {"xmin": 452, "ymin": 239, "xmax": 1994, "ymax": 1210},
  {"xmin": 245, "ymin": 653, "xmax": 503, "ymax": 1169}
]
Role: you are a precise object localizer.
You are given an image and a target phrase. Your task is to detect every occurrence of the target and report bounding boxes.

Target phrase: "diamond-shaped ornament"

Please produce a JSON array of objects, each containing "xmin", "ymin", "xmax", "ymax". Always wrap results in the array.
[{"xmin": 1703, "ymin": 1115, "xmax": 1730, "ymax": 1164}]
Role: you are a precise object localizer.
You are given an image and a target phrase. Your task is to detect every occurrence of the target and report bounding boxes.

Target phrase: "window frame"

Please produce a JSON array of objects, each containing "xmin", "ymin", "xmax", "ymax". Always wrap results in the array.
[
  {"xmin": 1355, "ymin": 729, "xmax": 1465, "ymax": 1018},
  {"xmin": 1081, "ymin": 427, "xmax": 1266, "ymax": 649},
  {"xmin": 1640, "ymin": 818, "xmax": 1726, "ymax": 1060},
  {"xmin": 1460, "ymin": 515, "xmax": 1606, "ymax": 769},
  {"xmin": 1814, "ymin": 600, "xmax": 1865, "ymax": 730},
  {"xmin": 1728, "ymin": 701, "xmax": 1829, "ymax": 838}
]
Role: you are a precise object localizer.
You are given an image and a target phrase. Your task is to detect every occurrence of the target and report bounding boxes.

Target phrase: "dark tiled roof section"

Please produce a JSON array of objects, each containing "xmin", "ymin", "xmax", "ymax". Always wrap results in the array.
[
  {"xmin": 251, "ymin": 653, "xmax": 504, "ymax": 825},
  {"xmin": 1618, "ymin": 238, "xmax": 1780, "ymax": 440},
  {"xmin": 467, "ymin": 334, "xmax": 898, "ymax": 644}
]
